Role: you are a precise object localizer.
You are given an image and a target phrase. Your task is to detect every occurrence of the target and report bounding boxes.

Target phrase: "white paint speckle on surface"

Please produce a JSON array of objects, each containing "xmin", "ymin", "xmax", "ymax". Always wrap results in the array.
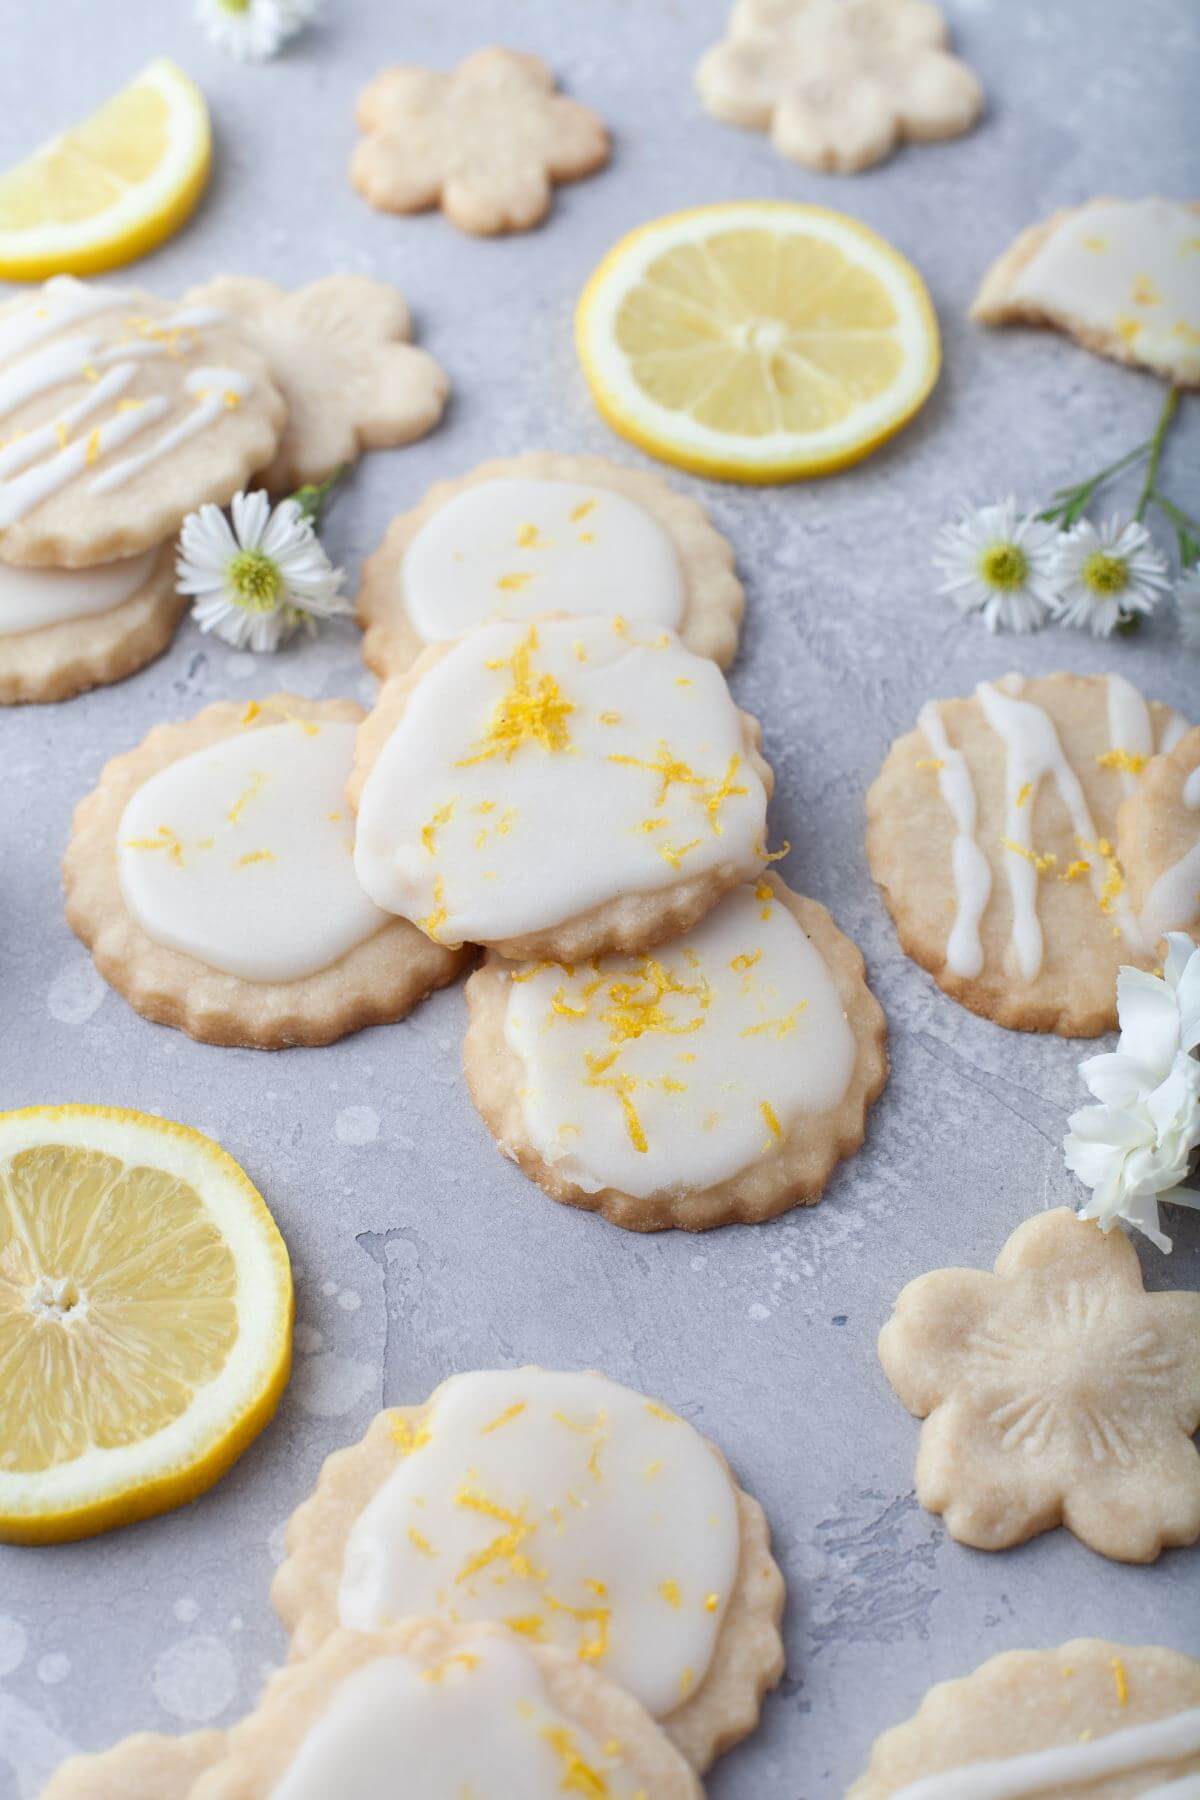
[
  {"xmin": 172, "ymin": 1598, "xmax": 199, "ymax": 1626},
  {"xmin": 36, "ymin": 1655, "xmax": 70, "ymax": 1687},
  {"xmin": 293, "ymin": 1323, "xmax": 324, "ymax": 1355},
  {"xmin": 334, "ymin": 1104, "xmax": 379, "ymax": 1145},
  {"xmin": 150, "ymin": 1636, "xmax": 237, "ymax": 1724},
  {"xmin": 336, "ymin": 1289, "xmax": 362, "ymax": 1312},
  {"xmin": 748, "ymin": 1302, "xmax": 771, "ymax": 1322},
  {"xmin": 0, "ymin": 1691, "xmax": 74, "ymax": 1799},
  {"xmin": 45, "ymin": 957, "xmax": 106, "ymax": 1026},
  {"xmin": 267, "ymin": 1520, "xmax": 289, "ymax": 1568},
  {"xmin": 0, "ymin": 1615, "xmax": 27, "ymax": 1678},
  {"xmin": 292, "ymin": 1352, "xmax": 377, "ymax": 1418}
]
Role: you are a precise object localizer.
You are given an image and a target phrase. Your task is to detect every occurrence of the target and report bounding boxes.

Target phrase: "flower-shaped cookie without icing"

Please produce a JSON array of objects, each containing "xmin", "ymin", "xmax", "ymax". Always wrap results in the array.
[
  {"xmin": 186, "ymin": 275, "xmax": 449, "ymax": 493},
  {"xmin": 351, "ymin": 48, "xmax": 610, "ymax": 235},
  {"xmin": 878, "ymin": 1207, "xmax": 1200, "ymax": 1563},
  {"xmin": 696, "ymin": 0, "xmax": 983, "ymax": 174}
]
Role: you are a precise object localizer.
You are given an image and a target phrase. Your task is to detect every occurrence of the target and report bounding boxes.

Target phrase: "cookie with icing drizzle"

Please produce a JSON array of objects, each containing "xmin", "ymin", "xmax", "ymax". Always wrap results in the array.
[
  {"xmin": 849, "ymin": 1639, "xmax": 1200, "ymax": 1798},
  {"xmin": 973, "ymin": 197, "xmax": 1200, "ymax": 386},
  {"xmin": 1119, "ymin": 724, "xmax": 1200, "ymax": 950},
  {"xmin": 464, "ymin": 875, "xmax": 887, "ymax": 1231},
  {"xmin": 349, "ymin": 614, "xmax": 774, "ymax": 963},
  {"xmin": 271, "ymin": 1368, "xmax": 785, "ymax": 1773},
  {"xmin": 43, "ymin": 1622, "xmax": 700, "ymax": 1800},
  {"xmin": 63, "ymin": 695, "xmax": 466, "ymax": 1049},
  {"xmin": 866, "ymin": 672, "xmax": 1191, "ymax": 1034},
  {"xmin": 0, "ymin": 540, "xmax": 184, "ymax": 704},
  {"xmin": 355, "ymin": 452, "xmax": 745, "ymax": 679},
  {"xmin": 0, "ymin": 274, "xmax": 285, "ymax": 567}
]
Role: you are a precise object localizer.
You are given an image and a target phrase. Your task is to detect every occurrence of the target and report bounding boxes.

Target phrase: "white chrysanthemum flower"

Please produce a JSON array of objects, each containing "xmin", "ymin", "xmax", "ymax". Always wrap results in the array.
[
  {"xmin": 1050, "ymin": 514, "xmax": 1171, "ymax": 637},
  {"xmin": 195, "ymin": 0, "xmax": 317, "ymax": 62},
  {"xmin": 1177, "ymin": 564, "xmax": 1200, "ymax": 651},
  {"xmin": 1064, "ymin": 934, "xmax": 1200, "ymax": 1250},
  {"xmin": 932, "ymin": 498, "xmax": 1059, "ymax": 634},
  {"xmin": 177, "ymin": 490, "xmax": 349, "ymax": 653}
]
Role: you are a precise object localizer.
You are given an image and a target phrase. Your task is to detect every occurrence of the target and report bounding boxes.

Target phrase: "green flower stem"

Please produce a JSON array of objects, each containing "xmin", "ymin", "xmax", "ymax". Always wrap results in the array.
[
  {"xmin": 1036, "ymin": 440, "xmax": 1153, "ymax": 529},
  {"xmin": 1134, "ymin": 385, "xmax": 1180, "ymax": 522},
  {"xmin": 290, "ymin": 466, "xmax": 347, "ymax": 529}
]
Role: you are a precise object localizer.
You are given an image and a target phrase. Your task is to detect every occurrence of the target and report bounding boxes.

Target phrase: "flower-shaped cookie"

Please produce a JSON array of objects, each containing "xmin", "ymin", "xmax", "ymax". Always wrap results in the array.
[
  {"xmin": 187, "ymin": 275, "xmax": 449, "ymax": 492},
  {"xmin": 878, "ymin": 1207, "xmax": 1200, "ymax": 1563},
  {"xmin": 352, "ymin": 48, "xmax": 610, "ymax": 235},
  {"xmin": 696, "ymin": 0, "xmax": 983, "ymax": 174}
]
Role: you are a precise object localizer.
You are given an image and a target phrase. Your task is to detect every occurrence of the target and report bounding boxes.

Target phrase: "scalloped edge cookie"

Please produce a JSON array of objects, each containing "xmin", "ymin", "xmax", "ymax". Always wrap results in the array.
[
  {"xmin": 43, "ymin": 1729, "xmax": 226, "ymax": 1800},
  {"xmin": 271, "ymin": 1375, "xmax": 786, "ymax": 1773},
  {"xmin": 63, "ymin": 694, "xmax": 467, "ymax": 1049},
  {"xmin": 1119, "ymin": 724, "xmax": 1200, "ymax": 949},
  {"xmin": 463, "ymin": 877, "xmax": 888, "ymax": 1231},
  {"xmin": 355, "ymin": 452, "xmax": 745, "ymax": 679}
]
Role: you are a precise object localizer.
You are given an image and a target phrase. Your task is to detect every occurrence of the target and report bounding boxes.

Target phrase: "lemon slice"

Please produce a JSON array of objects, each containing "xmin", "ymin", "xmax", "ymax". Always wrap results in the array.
[
  {"xmin": 0, "ymin": 1105, "xmax": 292, "ymax": 1544},
  {"xmin": 0, "ymin": 59, "xmax": 212, "ymax": 281},
  {"xmin": 576, "ymin": 201, "xmax": 940, "ymax": 483}
]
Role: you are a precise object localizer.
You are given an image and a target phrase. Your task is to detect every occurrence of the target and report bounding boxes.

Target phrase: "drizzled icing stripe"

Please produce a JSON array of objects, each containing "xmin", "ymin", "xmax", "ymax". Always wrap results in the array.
[
  {"xmin": 888, "ymin": 1704, "xmax": 1200, "ymax": 1800},
  {"xmin": 91, "ymin": 367, "xmax": 251, "ymax": 494},
  {"xmin": 1142, "ymin": 759, "xmax": 1200, "ymax": 937},
  {"xmin": 917, "ymin": 702, "xmax": 991, "ymax": 979},
  {"xmin": 976, "ymin": 679, "xmax": 1145, "ymax": 980},
  {"xmin": 1105, "ymin": 672, "xmax": 1155, "ymax": 797}
]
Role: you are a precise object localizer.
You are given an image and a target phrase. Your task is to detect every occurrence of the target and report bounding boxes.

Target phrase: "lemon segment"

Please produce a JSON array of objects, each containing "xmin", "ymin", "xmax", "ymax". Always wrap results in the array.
[
  {"xmin": 0, "ymin": 1105, "xmax": 292, "ymax": 1544},
  {"xmin": 0, "ymin": 60, "xmax": 212, "ymax": 281},
  {"xmin": 576, "ymin": 202, "xmax": 940, "ymax": 483}
]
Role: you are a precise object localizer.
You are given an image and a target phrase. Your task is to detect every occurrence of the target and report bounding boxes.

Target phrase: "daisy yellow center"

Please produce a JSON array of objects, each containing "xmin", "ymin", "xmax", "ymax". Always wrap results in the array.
[
  {"xmin": 1081, "ymin": 551, "xmax": 1129, "ymax": 597},
  {"xmin": 228, "ymin": 550, "xmax": 284, "ymax": 614},
  {"xmin": 218, "ymin": 0, "xmax": 253, "ymax": 12},
  {"xmin": 978, "ymin": 542, "xmax": 1028, "ymax": 590}
]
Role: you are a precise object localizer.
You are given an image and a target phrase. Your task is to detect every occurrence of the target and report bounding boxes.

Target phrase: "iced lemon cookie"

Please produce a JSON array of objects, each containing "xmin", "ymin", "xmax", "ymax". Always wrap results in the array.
[
  {"xmin": 185, "ymin": 275, "xmax": 449, "ymax": 492},
  {"xmin": 696, "ymin": 0, "xmax": 983, "ymax": 175},
  {"xmin": 973, "ymin": 197, "xmax": 1200, "ymax": 386},
  {"xmin": 849, "ymin": 1639, "xmax": 1200, "ymax": 1797},
  {"xmin": 356, "ymin": 452, "xmax": 745, "ymax": 679},
  {"xmin": 0, "ymin": 541, "xmax": 184, "ymax": 704},
  {"xmin": 272, "ymin": 1368, "xmax": 786, "ymax": 1772},
  {"xmin": 866, "ymin": 672, "xmax": 1191, "ymax": 1035},
  {"xmin": 64, "ymin": 696, "xmax": 465, "ymax": 1049},
  {"xmin": 879, "ymin": 1208, "xmax": 1200, "ymax": 1563},
  {"xmin": 352, "ymin": 48, "xmax": 610, "ymax": 235},
  {"xmin": 464, "ymin": 876, "xmax": 887, "ymax": 1231},
  {"xmin": 0, "ymin": 275, "xmax": 284, "ymax": 566},
  {"xmin": 350, "ymin": 616, "xmax": 773, "ymax": 963},
  {"xmin": 44, "ymin": 1730, "xmax": 226, "ymax": 1800},
  {"xmin": 1120, "ymin": 725, "xmax": 1200, "ymax": 949}
]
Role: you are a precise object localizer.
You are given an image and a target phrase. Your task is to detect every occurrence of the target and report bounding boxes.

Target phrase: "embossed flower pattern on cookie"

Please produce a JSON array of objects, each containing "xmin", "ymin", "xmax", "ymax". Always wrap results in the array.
[
  {"xmin": 696, "ymin": 0, "xmax": 983, "ymax": 174},
  {"xmin": 351, "ymin": 48, "xmax": 610, "ymax": 235},
  {"xmin": 878, "ymin": 1208, "xmax": 1200, "ymax": 1563}
]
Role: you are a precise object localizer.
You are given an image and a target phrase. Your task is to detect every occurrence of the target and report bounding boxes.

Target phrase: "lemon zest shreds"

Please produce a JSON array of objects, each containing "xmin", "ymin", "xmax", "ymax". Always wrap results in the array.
[
  {"xmin": 236, "ymin": 849, "xmax": 275, "ymax": 868},
  {"xmin": 755, "ymin": 880, "xmax": 774, "ymax": 919},
  {"xmin": 420, "ymin": 874, "xmax": 448, "ymax": 941},
  {"xmin": 659, "ymin": 1578, "xmax": 682, "ymax": 1608},
  {"xmin": 481, "ymin": 1401, "xmax": 526, "ymax": 1435},
  {"xmin": 541, "ymin": 1726, "xmax": 610, "ymax": 1798},
  {"xmin": 703, "ymin": 755, "xmax": 747, "ymax": 833},
  {"xmin": 506, "ymin": 1613, "xmax": 546, "ymax": 1639},
  {"xmin": 497, "ymin": 571, "xmax": 534, "ymax": 592},
  {"xmin": 1060, "ymin": 859, "xmax": 1091, "ymax": 883},
  {"xmin": 586, "ymin": 1062, "xmax": 647, "ymax": 1154},
  {"xmin": 760, "ymin": 1100, "xmax": 782, "ymax": 1147},
  {"xmin": 390, "ymin": 1414, "xmax": 432, "ymax": 1456},
  {"xmin": 421, "ymin": 798, "xmax": 456, "ymax": 855},
  {"xmin": 1016, "ymin": 781, "xmax": 1033, "ymax": 809},
  {"xmin": 1112, "ymin": 1657, "xmax": 1130, "ymax": 1707},
  {"xmin": 544, "ymin": 1590, "xmax": 612, "ymax": 1664},
  {"xmin": 644, "ymin": 1401, "xmax": 678, "ymax": 1422},
  {"xmin": 458, "ymin": 626, "xmax": 575, "ymax": 766},
  {"xmin": 660, "ymin": 838, "xmax": 701, "ymax": 870},
  {"xmin": 421, "ymin": 1652, "xmax": 479, "ymax": 1684},
  {"xmin": 1097, "ymin": 747, "xmax": 1148, "ymax": 776},
  {"xmin": 741, "ymin": 999, "xmax": 808, "ymax": 1039},
  {"xmin": 124, "ymin": 823, "xmax": 187, "ymax": 867},
  {"xmin": 407, "ymin": 1525, "xmax": 436, "ymax": 1557},
  {"xmin": 453, "ymin": 1487, "xmax": 542, "ymax": 1584},
  {"xmin": 1001, "ymin": 837, "xmax": 1058, "ymax": 875},
  {"xmin": 227, "ymin": 768, "xmax": 269, "ymax": 826}
]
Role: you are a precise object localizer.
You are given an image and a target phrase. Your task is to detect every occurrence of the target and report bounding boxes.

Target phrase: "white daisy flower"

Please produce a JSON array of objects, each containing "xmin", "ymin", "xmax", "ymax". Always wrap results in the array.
[
  {"xmin": 1063, "ymin": 934, "xmax": 1200, "ymax": 1250},
  {"xmin": 932, "ymin": 498, "xmax": 1059, "ymax": 634},
  {"xmin": 1050, "ymin": 513, "xmax": 1171, "ymax": 637},
  {"xmin": 196, "ymin": 0, "xmax": 317, "ymax": 62},
  {"xmin": 1177, "ymin": 564, "xmax": 1200, "ymax": 651},
  {"xmin": 177, "ymin": 490, "xmax": 349, "ymax": 654}
]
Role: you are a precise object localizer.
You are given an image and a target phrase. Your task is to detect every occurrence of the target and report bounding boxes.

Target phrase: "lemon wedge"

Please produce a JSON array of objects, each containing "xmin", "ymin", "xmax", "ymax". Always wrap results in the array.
[
  {"xmin": 0, "ymin": 1105, "xmax": 292, "ymax": 1544},
  {"xmin": 0, "ymin": 60, "xmax": 212, "ymax": 281},
  {"xmin": 576, "ymin": 201, "xmax": 940, "ymax": 483}
]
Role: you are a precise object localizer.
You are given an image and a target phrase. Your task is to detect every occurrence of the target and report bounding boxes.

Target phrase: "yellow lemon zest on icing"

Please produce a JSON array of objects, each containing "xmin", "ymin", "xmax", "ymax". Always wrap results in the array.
[
  {"xmin": 1115, "ymin": 314, "xmax": 1142, "ymax": 345},
  {"xmin": 599, "ymin": 959, "xmax": 711, "ymax": 1045},
  {"xmin": 544, "ymin": 1589, "xmax": 611, "ymax": 1664},
  {"xmin": 1001, "ymin": 837, "xmax": 1057, "ymax": 875},
  {"xmin": 760, "ymin": 1100, "xmax": 782, "ymax": 1146},
  {"xmin": 481, "ymin": 1401, "xmax": 526, "ymax": 1434},
  {"xmin": 1112, "ymin": 1657, "xmax": 1129, "ymax": 1707},
  {"xmin": 638, "ymin": 816, "xmax": 667, "ymax": 833},
  {"xmin": 1131, "ymin": 273, "xmax": 1161, "ymax": 306},
  {"xmin": 741, "ymin": 999, "xmax": 808, "ymax": 1040},
  {"xmin": 914, "ymin": 757, "xmax": 945, "ymax": 772},
  {"xmin": 644, "ymin": 1459, "xmax": 663, "ymax": 1480},
  {"xmin": 420, "ymin": 797, "xmax": 456, "ymax": 855},
  {"xmin": 599, "ymin": 710, "xmax": 622, "ymax": 726},
  {"xmin": 390, "ymin": 1413, "xmax": 431, "ymax": 1456},
  {"xmin": 420, "ymin": 874, "xmax": 448, "ymax": 941},
  {"xmin": 223, "ymin": 389, "xmax": 241, "ymax": 409},
  {"xmin": 579, "ymin": 531, "xmax": 596, "ymax": 543},
  {"xmin": 570, "ymin": 499, "xmax": 597, "ymax": 523},
  {"xmin": 82, "ymin": 363, "xmax": 99, "ymax": 382},
  {"xmin": 573, "ymin": 640, "xmax": 589, "ymax": 663},
  {"xmin": 497, "ymin": 571, "xmax": 534, "ymax": 592},
  {"xmin": 659, "ymin": 838, "xmax": 701, "ymax": 870},
  {"xmin": 506, "ymin": 1613, "xmax": 546, "ymax": 1640},
  {"xmin": 116, "ymin": 398, "xmax": 144, "ymax": 414},
  {"xmin": 705, "ymin": 1592, "xmax": 720, "ymax": 1612},
  {"xmin": 1015, "ymin": 781, "xmax": 1033, "ymax": 809},
  {"xmin": 421, "ymin": 1652, "xmax": 479, "ymax": 1684},
  {"xmin": 756, "ymin": 838, "xmax": 789, "ymax": 864},
  {"xmin": 612, "ymin": 615, "xmax": 628, "ymax": 636},
  {"xmin": 236, "ymin": 849, "xmax": 275, "ymax": 868},
  {"xmin": 82, "ymin": 428, "xmax": 100, "ymax": 464},
  {"xmin": 675, "ymin": 677, "xmax": 692, "ymax": 687},
  {"xmin": 1060, "ymin": 859, "xmax": 1091, "ymax": 883},
  {"xmin": 1082, "ymin": 235, "xmax": 1107, "ymax": 252},
  {"xmin": 551, "ymin": 989, "xmax": 590, "ymax": 1020},
  {"xmin": 240, "ymin": 700, "xmax": 262, "ymax": 724},
  {"xmin": 586, "ymin": 1061, "xmax": 647, "ymax": 1153},
  {"xmin": 55, "ymin": 420, "xmax": 68, "ymax": 449},
  {"xmin": 755, "ymin": 880, "xmax": 774, "ymax": 919},
  {"xmin": 658, "ymin": 1075, "xmax": 687, "ymax": 1094},
  {"xmin": 227, "ymin": 768, "xmax": 268, "ymax": 826},
  {"xmin": 608, "ymin": 740, "xmax": 701, "ymax": 804},
  {"xmin": 1097, "ymin": 747, "xmax": 1147, "ymax": 775},
  {"xmin": 679, "ymin": 1667, "xmax": 695, "ymax": 1697},
  {"xmin": 703, "ymin": 755, "xmax": 747, "ymax": 833},
  {"xmin": 731, "ymin": 948, "xmax": 761, "ymax": 986},
  {"xmin": 511, "ymin": 961, "xmax": 556, "ymax": 984},
  {"xmin": 458, "ymin": 625, "xmax": 575, "ymax": 765},
  {"xmin": 407, "ymin": 1525, "xmax": 436, "ymax": 1557},
  {"xmin": 644, "ymin": 1401, "xmax": 678, "ymax": 1426},
  {"xmin": 124, "ymin": 823, "xmax": 187, "ymax": 867},
  {"xmin": 454, "ymin": 1487, "xmax": 542, "ymax": 1584},
  {"xmin": 540, "ymin": 1726, "xmax": 610, "ymax": 1798},
  {"xmin": 659, "ymin": 1579, "xmax": 682, "ymax": 1609},
  {"xmin": 475, "ymin": 801, "xmax": 496, "ymax": 814},
  {"xmin": 516, "ymin": 522, "xmax": 551, "ymax": 549}
]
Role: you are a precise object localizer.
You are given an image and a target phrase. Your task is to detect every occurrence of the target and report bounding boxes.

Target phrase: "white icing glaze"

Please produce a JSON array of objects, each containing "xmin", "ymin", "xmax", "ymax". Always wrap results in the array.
[
  {"xmin": 1008, "ymin": 198, "xmax": 1200, "ymax": 382},
  {"xmin": 1106, "ymin": 672, "xmax": 1155, "ymax": 797},
  {"xmin": 117, "ymin": 719, "xmax": 387, "ymax": 983},
  {"xmin": 272, "ymin": 1634, "xmax": 649, "ymax": 1800},
  {"xmin": 888, "ymin": 1704, "xmax": 1200, "ymax": 1800},
  {"xmin": 0, "ymin": 276, "xmax": 247, "ymax": 525},
  {"xmin": 0, "ymin": 547, "xmax": 156, "ymax": 637},
  {"xmin": 338, "ymin": 1369, "xmax": 740, "ymax": 1721},
  {"xmin": 976, "ymin": 679, "xmax": 1145, "ymax": 980},
  {"xmin": 354, "ymin": 617, "xmax": 768, "ymax": 945},
  {"xmin": 503, "ymin": 882, "xmax": 856, "ymax": 1197},
  {"xmin": 403, "ymin": 478, "xmax": 686, "ymax": 641},
  {"xmin": 1142, "ymin": 756, "xmax": 1200, "ymax": 937},
  {"xmin": 1161, "ymin": 711, "xmax": 1191, "ymax": 755},
  {"xmin": 917, "ymin": 701, "xmax": 992, "ymax": 978}
]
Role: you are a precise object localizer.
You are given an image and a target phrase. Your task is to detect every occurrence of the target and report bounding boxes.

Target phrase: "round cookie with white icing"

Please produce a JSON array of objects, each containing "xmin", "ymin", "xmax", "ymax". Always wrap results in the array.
[
  {"xmin": 349, "ymin": 615, "xmax": 774, "ymax": 964},
  {"xmin": 848, "ymin": 1639, "xmax": 1200, "ymax": 1798},
  {"xmin": 464, "ymin": 875, "xmax": 887, "ymax": 1231},
  {"xmin": 0, "ymin": 274, "xmax": 286, "ymax": 567},
  {"xmin": 355, "ymin": 452, "xmax": 744, "ymax": 678},
  {"xmin": 64, "ymin": 695, "xmax": 466, "ymax": 1049},
  {"xmin": 972, "ymin": 197, "xmax": 1200, "ymax": 387},
  {"xmin": 866, "ymin": 672, "xmax": 1191, "ymax": 1035},
  {"xmin": 1119, "ymin": 725, "xmax": 1200, "ymax": 950},
  {"xmin": 271, "ymin": 1368, "xmax": 785, "ymax": 1773},
  {"xmin": 43, "ymin": 1730, "xmax": 226, "ymax": 1800},
  {"xmin": 0, "ymin": 542, "xmax": 185, "ymax": 705}
]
